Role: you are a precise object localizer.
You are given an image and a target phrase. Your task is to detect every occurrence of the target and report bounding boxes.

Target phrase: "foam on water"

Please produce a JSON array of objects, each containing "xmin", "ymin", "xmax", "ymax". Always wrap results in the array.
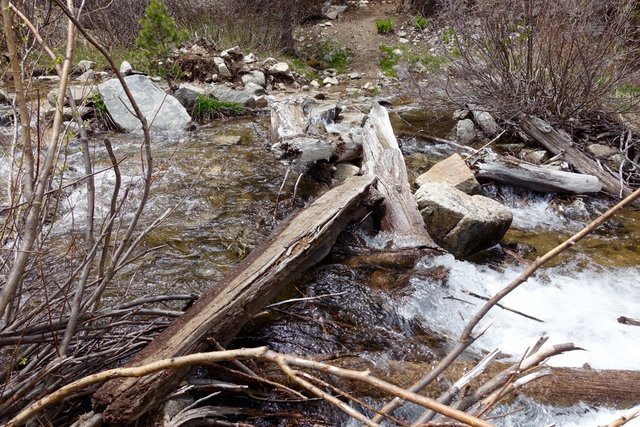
[{"xmin": 400, "ymin": 254, "xmax": 640, "ymax": 370}]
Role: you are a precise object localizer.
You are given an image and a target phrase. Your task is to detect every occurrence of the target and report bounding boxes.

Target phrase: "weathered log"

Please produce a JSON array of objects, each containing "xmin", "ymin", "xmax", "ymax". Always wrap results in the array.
[
  {"xmin": 475, "ymin": 154, "xmax": 602, "ymax": 194},
  {"xmin": 92, "ymin": 175, "xmax": 378, "ymax": 424},
  {"xmin": 268, "ymin": 96, "xmax": 362, "ymax": 165},
  {"xmin": 275, "ymin": 356, "xmax": 640, "ymax": 408},
  {"xmin": 520, "ymin": 115, "xmax": 632, "ymax": 198},
  {"xmin": 468, "ymin": 104, "xmax": 502, "ymax": 137},
  {"xmin": 362, "ymin": 103, "xmax": 438, "ymax": 250}
]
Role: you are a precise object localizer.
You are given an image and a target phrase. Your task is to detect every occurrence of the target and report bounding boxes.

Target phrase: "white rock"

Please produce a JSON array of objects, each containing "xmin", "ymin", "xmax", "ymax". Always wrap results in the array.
[
  {"xmin": 243, "ymin": 53, "xmax": 257, "ymax": 64},
  {"xmin": 241, "ymin": 70, "xmax": 266, "ymax": 87},
  {"xmin": 119, "ymin": 61, "xmax": 133, "ymax": 76},
  {"xmin": 323, "ymin": 77, "xmax": 339, "ymax": 86},
  {"xmin": 77, "ymin": 60, "xmax": 95, "ymax": 72}
]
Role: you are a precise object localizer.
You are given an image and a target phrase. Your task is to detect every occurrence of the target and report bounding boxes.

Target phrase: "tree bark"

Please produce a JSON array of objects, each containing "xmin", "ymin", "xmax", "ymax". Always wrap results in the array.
[
  {"xmin": 92, "ymin": 175, "xmax": 378, "ymax": 424},
  {"xmin": 519, "ymin": 115, "xmax": 631, "ymax": 198},
  {"xmin": 475, "ymin": 154, "xmax": 602, "ymax": 194},
  {"xmin": 362, "ymin": 103, "xmax": 438, "ymax": 250}
]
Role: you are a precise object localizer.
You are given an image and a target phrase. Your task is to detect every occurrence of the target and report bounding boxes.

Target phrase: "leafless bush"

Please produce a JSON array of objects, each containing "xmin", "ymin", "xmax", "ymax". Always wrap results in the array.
[{"xmin": 430, "ymin": 0, "xmax": 640, "ymax": 120}]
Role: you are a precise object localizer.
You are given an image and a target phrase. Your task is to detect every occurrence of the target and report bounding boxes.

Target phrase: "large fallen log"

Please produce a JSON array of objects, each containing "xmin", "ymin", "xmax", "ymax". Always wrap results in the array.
[
  {"xmin": 362, "ymin": 103, "xmax": 438, "ymax": 250},
  {"xmin": 520, "ymin": 115, "xmax": 632, "ymax": 198},
  {"xmin": 92, "ymin": 175, "xmax": 378, "ymax": 424},
  {"xmin": 276, "ymin": 355, "xmax": 640, "ymax": 408},
  {"xmin": 475, "ymin": 154, "xmax": 602, "ymax": 194}
]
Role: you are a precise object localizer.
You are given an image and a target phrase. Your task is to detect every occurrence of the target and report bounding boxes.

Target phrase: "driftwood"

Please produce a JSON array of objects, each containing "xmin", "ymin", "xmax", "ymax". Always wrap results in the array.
[
  {"xmin": 475, "ymin": 154, "xmax": 602, "ymax": 194},
  {"xmin": 520, "ymin": 115, "xmax": 632, "ymax": 197},
  {"xmin": 269, "ymin": 96, "xmax": 363, "ymax": 165},
  {"xmin": 297, "ymin": 356, "xmax": 640, "ymax": 408},
  {"xmin": 362, "ymin": 103, "xmax": 438, "ymax": 250},
  {"xmin": 91, "ymin": 175, "xmax": 378, "ymax": 424}
]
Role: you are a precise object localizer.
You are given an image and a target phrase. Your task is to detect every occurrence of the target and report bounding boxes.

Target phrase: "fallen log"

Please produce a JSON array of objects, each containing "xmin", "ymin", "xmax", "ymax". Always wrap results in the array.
[
  {"xmin": 362, "ymin": 103, "xmax": 438, "ymax": 250},
  {"xmin": 475, "ymin": 154, "xmax": 602, "ymax": 194},
  {"xmin": 520, "ymin": 115, "xmax": 632, "ymax": 198},
  {"xmin": 269, "ymin": 96, "xmax": 362, "ymax": 165},
  {"xmin": 92, "ymin": 175, "xmax": 378, "ymax": 424},
  {"xmin": 271, "ymin": 355, "xmax": 640, "ymax": 408}
]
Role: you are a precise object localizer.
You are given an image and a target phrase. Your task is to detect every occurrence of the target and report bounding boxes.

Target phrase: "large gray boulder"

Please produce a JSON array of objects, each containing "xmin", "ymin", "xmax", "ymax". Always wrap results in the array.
[
  {"xmin": 98, "ymin": 75, "xmax": 191, "ymax": 132},
  {"xmin": 415, "ymin": 182, "xmax": 512, "ymax": 258}
]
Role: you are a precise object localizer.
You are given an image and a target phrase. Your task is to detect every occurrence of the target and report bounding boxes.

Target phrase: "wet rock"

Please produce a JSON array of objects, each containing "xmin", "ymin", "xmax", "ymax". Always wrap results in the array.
[
  {"xmin": 455, "ymin": 118, "xmax": 477, "ymax": 145},
  {"xmin": 207, "ymin": 83, "xmax": 254, "ymax": 106},
  {"xmin": 333, "ymin": 162, "xmax": 360, "ymax": 181},
  {"xmin": 415, "ymin": 182, "xmax": 513, "ymax": 258},
  {"xmin": 560, "ymin": 198, "xmax": 591, "ymax": 221},
  {"xmin": 241, "ymin": 70, "xmax": 266, "ymax": 88},
  {"xmin": 77, "ymin": 60, "xmax": 95, "ymax": 72},
  {"xmin": 415, "ymin": 153, "xmax": 480, "ymax": 195},
  {"xmin": 173, "ymin": 82, "xmax": 207, "ymax": 110},
  {"xmin": 98, "ymin": 74, "xmax": 191, "ymax": 132},
  {"xmin": 119, "ymin": 61, "xmax": 133, "ymax": 76},
  {"xmin": 210, "ymin": 135, "xmax": 241, "ymax": 146},
  {"xmin": 587, "ymin": 143, "xmax": 618, "ymax": 159}
]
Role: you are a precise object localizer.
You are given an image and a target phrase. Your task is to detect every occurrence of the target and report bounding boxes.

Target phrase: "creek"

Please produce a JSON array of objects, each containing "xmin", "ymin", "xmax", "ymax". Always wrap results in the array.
[{"xmin": 1, "ymin": 102, "xmax": 638, "ymax": 426}]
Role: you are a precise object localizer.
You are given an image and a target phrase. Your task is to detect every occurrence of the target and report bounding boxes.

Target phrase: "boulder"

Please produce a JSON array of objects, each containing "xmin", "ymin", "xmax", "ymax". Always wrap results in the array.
[
  {"xmin": 415, "ymin": 182, "xmax": 512, "ymax": 258},
  {"xmin": 98, "ymin": 74, "xmax": 191, "ymax": 133},
  {"xmin": 455, "ymin": 118, "xmax": 477, "ymax": 145},
  {"xmin": 241, "ymin": 70, "xmax": 266, "ymax": 88},
  {"xmin": 468, "ymin": 104, "xmax": 502, "ymax": 137},
  {"xmin": 207, "ymin": 84, "xmax": 254, "ymax": 106},
  {"xmin": 173, "ymin": 83, "xmax": 207, "ymax": 110},
  {"xmin": 244, "ymin": 82, "xmax": 266, "ymax": 95},
  {"xmin": 415, "ymin": 153, "xmax": 480, "ymax": 194}
]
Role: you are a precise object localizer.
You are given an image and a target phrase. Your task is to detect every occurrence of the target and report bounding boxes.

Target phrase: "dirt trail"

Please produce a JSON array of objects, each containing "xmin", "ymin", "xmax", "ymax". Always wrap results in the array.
[{"xmin": 315, "ymin": 1, "xmax": 401, "ymax": 76}]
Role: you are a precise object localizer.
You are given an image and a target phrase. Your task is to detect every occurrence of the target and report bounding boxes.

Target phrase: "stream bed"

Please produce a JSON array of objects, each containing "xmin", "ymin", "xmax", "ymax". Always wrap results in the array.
[{"xmin": 1, "ymin": 102, "xmax": 638, "ymax": 426}]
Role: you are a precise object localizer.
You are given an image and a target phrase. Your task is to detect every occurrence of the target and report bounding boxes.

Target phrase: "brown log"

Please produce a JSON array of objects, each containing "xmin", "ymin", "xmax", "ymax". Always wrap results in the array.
[
  {"xmin": 475, "ymin": 154, "xmax": 602, "ymax": 194},
  {"xmin": 362, "ymin": 103, "xmax": 438, "ymax": 250},
  {"xmin": 297, "ymin": 356, "xmax": 640, "ymax": 408},
  {"xmin": 92, "ymin": 175, "xmax": 378, "ymax": 424},
  {"xmin": 519, "ymin": 115, "xmax": 632, "ymax": 198}
]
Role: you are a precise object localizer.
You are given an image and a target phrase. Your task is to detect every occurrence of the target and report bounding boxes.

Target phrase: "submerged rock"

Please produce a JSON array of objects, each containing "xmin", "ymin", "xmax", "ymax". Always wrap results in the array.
[
  {"xmin": 98, "ymin": 75, "xmax": 191, "ymax": 132},
  {"xmin": 415, "ymin": 182, "xmax": 512, "ymax": 258}
]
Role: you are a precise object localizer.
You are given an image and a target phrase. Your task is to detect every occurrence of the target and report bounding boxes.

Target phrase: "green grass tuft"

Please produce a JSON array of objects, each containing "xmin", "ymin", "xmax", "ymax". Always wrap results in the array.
[
  {"xmin": 375, "ymin": 18, "xmax": 394, "ymax": 35},
  {"xmin": 414, "ymin": 15, "xmax": 429, "ymax": 31},
  {"xmin": 192, "ymin": 95, "xmax": 245, "ymax": 121}
]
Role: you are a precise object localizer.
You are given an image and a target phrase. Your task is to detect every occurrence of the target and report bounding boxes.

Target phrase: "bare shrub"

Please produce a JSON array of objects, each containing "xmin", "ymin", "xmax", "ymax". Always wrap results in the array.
[{"xmin": 430, "ymin": 0, "xmax": 640, "ymax": 120}]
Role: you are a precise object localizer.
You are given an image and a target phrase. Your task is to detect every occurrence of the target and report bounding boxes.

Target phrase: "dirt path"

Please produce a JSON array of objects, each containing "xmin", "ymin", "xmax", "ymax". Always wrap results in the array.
[{"xmin": 312, "ymin": 0, "xmax": 402, "ymax": 76}]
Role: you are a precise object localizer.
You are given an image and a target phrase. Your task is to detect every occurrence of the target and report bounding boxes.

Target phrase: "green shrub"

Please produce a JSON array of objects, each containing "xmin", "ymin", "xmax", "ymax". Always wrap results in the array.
[
  {"xmin": 135, "ymin": 0, "xmax": 187, "ymax": 75},
  {"xmin": 414, "ymin": 14, "xmax": 429, "ymax": 31},
  {"xmin": 375, "ymin": 18, "xmax": 394, "ymax": 35},
  {"xmin": 192, "ymin": 95, "xmax": 245, "ymax": 121}
]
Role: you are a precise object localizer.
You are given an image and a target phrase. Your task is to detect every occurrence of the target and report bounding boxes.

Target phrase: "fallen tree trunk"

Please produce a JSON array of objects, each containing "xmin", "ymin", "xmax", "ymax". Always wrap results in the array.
[
  {"xmin": 291, "ymin": 356, "xmax": 640, "ymax": 408},
  {"xmin": 92, "ymin": 175, "xmax": 378, "ymax": 424},
  {"xmin": 362, "ymin": 103, "xmax": 438, "ymax": 250},
  {"xmin": 475, "ymin": 154, "xmax": 602, "ymax": 194},
  {"xmin": 520, "ymin": 115, "xmax": 632, "ymax": 198}
]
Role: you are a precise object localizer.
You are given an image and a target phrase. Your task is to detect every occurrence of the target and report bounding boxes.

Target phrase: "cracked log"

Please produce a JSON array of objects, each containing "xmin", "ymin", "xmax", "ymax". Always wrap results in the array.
[
  {"xmin": 91, "ymin": 174, "xmax": 378, "ymax": 424},
  {"xmin": 475, "ymin": 154, "xmax": 602, "ymax": 194},
  {"xmin": 520, "ymin": 115, "xmax": 632, "ymax": 198},
  {"xmin": 362, "ymin": 102, "xmax": 439, "ymax": 250}
]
